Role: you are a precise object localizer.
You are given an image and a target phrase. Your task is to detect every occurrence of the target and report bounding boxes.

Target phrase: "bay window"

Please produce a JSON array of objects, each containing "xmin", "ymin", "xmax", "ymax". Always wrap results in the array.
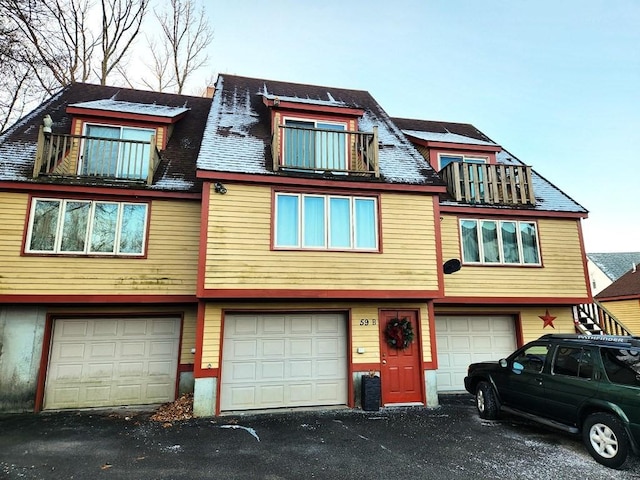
[
  {"xmin": 275, "ymin": 192, "xmax": 378, "ymax": 250},
  {"xmin": 26, "ymin": 198, "xmax": 148, "ymax": 256},
  {"xmin": 460, "ymin": 218, "xmax": 540, "ymax": 265}
]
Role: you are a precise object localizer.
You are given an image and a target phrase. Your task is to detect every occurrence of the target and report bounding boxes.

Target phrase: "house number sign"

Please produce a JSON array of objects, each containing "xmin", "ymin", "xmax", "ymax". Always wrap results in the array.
[{"xmin": 359, "ymin": 318, "xmax": 377, "ymax": 326}]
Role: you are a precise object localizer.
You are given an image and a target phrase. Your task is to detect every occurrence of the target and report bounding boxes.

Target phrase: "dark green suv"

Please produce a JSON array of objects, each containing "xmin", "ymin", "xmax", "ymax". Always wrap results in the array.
[{"xmin": 464, "ymin": 334, "xmax": 640, "ymax": 469}]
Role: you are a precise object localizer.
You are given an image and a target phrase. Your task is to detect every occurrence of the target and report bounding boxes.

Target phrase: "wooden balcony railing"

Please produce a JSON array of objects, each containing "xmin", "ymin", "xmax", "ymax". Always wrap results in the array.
[
  {"xmin": 33, "ymin": 126, "xmax": 161, "ymax": 185},
  {"xmin": 440, "ymin": 162, "xmax": 535, "ymax": 206},
  {"xmin": 272, "ymin": 124, "xmax": 379, "ymax": 177}
]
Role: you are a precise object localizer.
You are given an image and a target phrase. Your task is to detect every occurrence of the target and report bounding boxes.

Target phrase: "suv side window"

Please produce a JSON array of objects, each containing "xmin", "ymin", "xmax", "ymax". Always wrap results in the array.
[
  {"xmin": 512, "ymin": 344, "xmax": 549, "ymax": 373},
  {"xmin": 553, "ymin": 346, "xmax": 594, "ymax": 379},
  {"xmin": 601, "ymin": 347, "xmax": 640, "ymax": 386}
]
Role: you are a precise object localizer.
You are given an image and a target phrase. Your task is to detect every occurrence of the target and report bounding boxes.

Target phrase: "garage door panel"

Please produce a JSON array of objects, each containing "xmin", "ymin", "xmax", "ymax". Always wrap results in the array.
[
  {"xmin": 45, "ymin": 317, "xmax": 180, "ymax": 410},
  {"xmin": 436, "ymin": 315, "xmax": 516, "ymax": 392},
  {"xmin": 221, "ymin": 313, "xmax": 347, "ymax": 411}
]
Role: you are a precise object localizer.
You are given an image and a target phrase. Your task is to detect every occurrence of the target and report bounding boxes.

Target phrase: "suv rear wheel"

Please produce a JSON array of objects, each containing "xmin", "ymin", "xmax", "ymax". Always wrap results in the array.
[
  {"xmin": 475, "ymin": 381, "xmax": 499, "ymax": 420},
  {"xmin": 582, "ymin": 412, "xmax": 629, "ymax": 469}
]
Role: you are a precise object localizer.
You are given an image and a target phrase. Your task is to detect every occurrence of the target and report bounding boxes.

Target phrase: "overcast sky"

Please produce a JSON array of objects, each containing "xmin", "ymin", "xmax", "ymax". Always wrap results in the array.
[{"xmin": 177, "ymin": 0, "xmax": 639, "ymax": 253}]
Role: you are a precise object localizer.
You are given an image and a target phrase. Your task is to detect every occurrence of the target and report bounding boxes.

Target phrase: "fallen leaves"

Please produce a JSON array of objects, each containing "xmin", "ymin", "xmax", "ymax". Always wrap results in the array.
[{"xmin": 149, "ymin": 394, "xmax": 193, "ymax": 423}]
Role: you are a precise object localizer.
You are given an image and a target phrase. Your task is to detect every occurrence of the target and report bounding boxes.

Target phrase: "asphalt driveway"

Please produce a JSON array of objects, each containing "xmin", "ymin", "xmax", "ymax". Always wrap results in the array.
[{"xmin": 1, "ymin": 396, "xmax": 639, "ymax": 480}]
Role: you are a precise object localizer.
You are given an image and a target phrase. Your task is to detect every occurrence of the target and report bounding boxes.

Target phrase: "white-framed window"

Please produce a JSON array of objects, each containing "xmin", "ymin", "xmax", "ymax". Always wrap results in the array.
[
  {"xmin": 274, "ymin": 192, "xmax": 378, "ymax": 250},
  {"xmin": 460, "ymin": 218, "xmax": 541, "ymax": 265},
  {"xmin": 282, "ymin": 117, "xmax": 347, "ymax": 171},
  {"xmin": 26, "ymin": 198, "xmax": 149, "ymax": 256},
  {"xmin": 438, "ymin": 154, "xmax": 487, "ymax": 171},
  {"xmin": 81, "ymin": 124, "xmax": 155, "ymax": 179}
]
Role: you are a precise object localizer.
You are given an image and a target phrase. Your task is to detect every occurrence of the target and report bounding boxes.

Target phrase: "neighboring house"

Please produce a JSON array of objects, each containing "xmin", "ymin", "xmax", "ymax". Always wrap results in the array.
[
  {"xmin": 587, "ymin": 252, "xmax": 640, "ymax": 296},
  {"xmin": 595, "ymin": 267, "xmax": 640, "ymax": 334},
  {"xmin": 0, "ymin": 83, "xmax": 212, "ymax": 412},
  {"xmin": 0, "ymin": 75, "xmax": 593, "ymax": 416}
]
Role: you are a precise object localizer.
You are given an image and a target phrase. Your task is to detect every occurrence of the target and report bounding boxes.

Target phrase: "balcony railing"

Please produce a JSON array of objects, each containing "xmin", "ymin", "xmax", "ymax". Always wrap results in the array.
[
  {"xmin": 33, "ymin": 126, "xmax": 161, "ymax": 185},
  {"xmin": 272, "ymin": 124, "xmax": 379, "ymax": 177},
  {"xmin": 440, "ymin": 162, "xmax": 536, "ymax": 206}
]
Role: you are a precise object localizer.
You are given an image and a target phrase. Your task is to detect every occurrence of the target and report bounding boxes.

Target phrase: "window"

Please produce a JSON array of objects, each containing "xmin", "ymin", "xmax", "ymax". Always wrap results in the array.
[
  {"xmin": 439, "ymin": 154, "xmax": 487, "ymax": 170},
  {"xmin": 460, "ymin": 219, "xmax": 540, "ymax": 265},
  {"xmin": 283, "ymin": 119, "xmax": 347, "ymax": 171},
  {"xmin": 26, "ymin": 198, "xmax": 148, "ymax": 256},
  {"xmin": 82, "ymin": 124, "xmax": 155, "ymax": 179},
  {"xmin": 553, "ymin": 347, "xmax": 593, "ymax": 379},
  {"xmin": 512, "ymin": 344, "xmax": 549, "ymax": 374},
  {"xmin": 601, "ymin": 347, "xmax": 640, "ymax": 386},
  {"xmin": 275, "ymin": 193, "xmax": 378, "ymax": 250}
]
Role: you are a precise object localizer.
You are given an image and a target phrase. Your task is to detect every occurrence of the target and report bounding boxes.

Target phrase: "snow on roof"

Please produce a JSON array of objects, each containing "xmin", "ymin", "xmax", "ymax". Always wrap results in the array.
[
  {"xmin": 439, "ymin": 150, "xmax": 587, "ymax": 213},
  {"xmin": 197, "ymin": 75, "xmax": 443, "ymax": 186},
  {"xmin": 261, "ymin": 93, "xmax": 349, "ymax": 108},
  {"xmin": 403, "ymin": 129, "xmax": 497, "ymax": 147},
  {"xmin": 69, "ymin": 99, "xmax": 190, "ymax": 117}
]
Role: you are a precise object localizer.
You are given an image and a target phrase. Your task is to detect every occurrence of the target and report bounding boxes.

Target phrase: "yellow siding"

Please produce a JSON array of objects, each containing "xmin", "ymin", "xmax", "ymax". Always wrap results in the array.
[
  {"xmin": 201, "ymin": 301, "xmax": 432, "ymax": 370},
  {"xmin": 0, "ymin": 192, "xmax": 200, "ymax": 295},
  {"xmin": 440, "ymin": 215, "xmax": 588, "ymax": 298},
  {"xmin": 204, "ymin": 185, "xmax": 439, "ymax": 291},
  {"xmin": 599, "ymin": 299, "xmax": 640, "ymax": 335},
  {"xmin": 46, "ymin": 304, "xmax": 197, "ymax": 364},
  {"xmin": 435, "ymin": 305, "xmax": 575, "ymax": 344}
]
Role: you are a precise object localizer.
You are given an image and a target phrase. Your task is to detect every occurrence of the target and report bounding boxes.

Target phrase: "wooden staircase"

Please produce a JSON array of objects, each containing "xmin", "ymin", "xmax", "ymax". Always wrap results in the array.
[{"xmin": 572, "ymin": 300, "xmax": 633, "ymax": 336}]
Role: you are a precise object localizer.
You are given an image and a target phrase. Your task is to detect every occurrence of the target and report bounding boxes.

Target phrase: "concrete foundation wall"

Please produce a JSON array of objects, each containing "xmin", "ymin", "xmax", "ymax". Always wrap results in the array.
[{"xmin": 0, "ymin": 306, "xmax": 47, "ymax": 412}]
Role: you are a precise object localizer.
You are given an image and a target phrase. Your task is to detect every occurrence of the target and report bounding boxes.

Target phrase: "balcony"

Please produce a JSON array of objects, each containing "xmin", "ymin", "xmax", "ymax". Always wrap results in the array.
[
  {"xmin": 33, "ymin": 127, "xmax": 161, "ymax": 185},
  {"xmin": 440, "ymin": 162, "xmax": 536, "ymax": 206},
  {"xmin": 272, "ymin": 124, "xmax": 379, "ymax": 177}
]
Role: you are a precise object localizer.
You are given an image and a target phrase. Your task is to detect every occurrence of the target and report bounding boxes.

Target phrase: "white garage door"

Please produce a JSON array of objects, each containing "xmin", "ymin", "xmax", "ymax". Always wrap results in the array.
[
  {"xmin": 44, "ymin": 317, "xmax": 180, "ymax": 410},
  {"xmin": 435, "ymin": 315, "xmax": 517, "ymax": 392},
  {"xmin": 221, "ymin": 313, "xmax": 347, "ymax": 411}
]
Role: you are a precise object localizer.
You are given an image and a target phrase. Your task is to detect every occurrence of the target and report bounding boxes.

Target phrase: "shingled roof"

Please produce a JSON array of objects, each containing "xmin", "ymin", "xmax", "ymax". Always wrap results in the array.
[
  {"xmin": 391, "ymin": 117, "xmax": 588, "ymax": 215},
  {"xmin": 0, "ymin": 83, "xmax": 212, "ymax": 192},
  {"xmin": 588, "ymin": 252, "xmax": 640, "ymax": 282},
  {"xmin": 596, "ymin": 267, "xmax": 640, "ymax": 300},
  {"xmin": 197, "ymin": 75, "xmax": 445, "ymax": 186}
]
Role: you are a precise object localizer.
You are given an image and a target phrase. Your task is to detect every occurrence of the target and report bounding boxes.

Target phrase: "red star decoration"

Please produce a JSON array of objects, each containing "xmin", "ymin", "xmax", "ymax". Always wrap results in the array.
[{"xmin": 539, "ymin": 309, "xmax": 556, "ymax": 329}]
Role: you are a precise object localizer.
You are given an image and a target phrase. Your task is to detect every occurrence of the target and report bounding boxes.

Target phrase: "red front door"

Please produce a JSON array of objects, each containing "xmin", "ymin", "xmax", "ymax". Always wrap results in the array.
[{"xmin": 379, "ymin": 310, "xmax": 423, "ymax": 405}]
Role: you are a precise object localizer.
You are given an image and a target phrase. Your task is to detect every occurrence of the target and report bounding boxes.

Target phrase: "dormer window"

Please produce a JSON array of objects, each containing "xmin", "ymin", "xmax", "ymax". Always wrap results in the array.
[
  {"xmin": 283, "ymin": 118, "xmax": 347, "ymax": 171},
  {"xmin": 438, "ymin": 154, "xmax": 488, "ymax": 171},
  {"xmin": 82, "ymin": 124, "xmax": 155, "ymax": 180}
]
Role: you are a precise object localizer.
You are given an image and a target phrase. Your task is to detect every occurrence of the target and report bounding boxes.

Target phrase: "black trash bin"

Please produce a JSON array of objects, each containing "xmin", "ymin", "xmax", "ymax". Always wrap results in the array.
[{"xmin": 360, "ymin": 375, "xmax": 381, "ymax": 411}]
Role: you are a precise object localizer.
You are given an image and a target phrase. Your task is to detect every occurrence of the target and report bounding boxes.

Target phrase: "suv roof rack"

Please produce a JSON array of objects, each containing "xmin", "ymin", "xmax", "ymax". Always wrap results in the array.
[{"xmin": 540, "ymin": 333, "xmax": 640, "ymax": 348}]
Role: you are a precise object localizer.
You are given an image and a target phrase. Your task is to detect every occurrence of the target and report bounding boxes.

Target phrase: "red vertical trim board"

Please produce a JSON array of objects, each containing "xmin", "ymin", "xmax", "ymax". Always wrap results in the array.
[
  {"xmin": 173, "ymin": 313, "xmax": 185, "ymax": 398},
  {"xmin": 346, "ymin": 309, "xmax": 354, "ymax": 408},
  {"xmin": 515, "ymin": 312, "xmax": 525, "ymax": 348},
  {"xmin": 196, "ymin": 182, "xmax": 211, "ymax": 298},
  {"xmin": 34, "ymin": 313, "xmax": 54, "ymax": 412}
]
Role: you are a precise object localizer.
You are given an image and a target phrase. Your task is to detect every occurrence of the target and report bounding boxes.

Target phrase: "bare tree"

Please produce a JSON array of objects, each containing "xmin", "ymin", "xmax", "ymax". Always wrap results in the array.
[
  {"xmin": 98, "ymin": 0, "xmax": 150, "ymax": 85},
  {"xmin": 0, "ymin": 0, "xmax": 149, "ymax": 131},
  {"xmin": 142, "ymin": 0, "xmax": 213, "ymax": 94}
]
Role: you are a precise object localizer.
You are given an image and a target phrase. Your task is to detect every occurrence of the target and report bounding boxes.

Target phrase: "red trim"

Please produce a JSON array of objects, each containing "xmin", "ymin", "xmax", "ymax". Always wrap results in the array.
[
  {"xmin": 435, "ymin": 296, "xmax": 590, "ymax": 305},
  {"xmin": 34, "ymin": 313, "xmax": 54, "ymax": 412},
  {"xmin": 0, "ymin": 181, "xmax": 202, "ymax": 200},
  {"xmin": 262, "ymin": 97, "xmax": 365, "ymax": 117},
  {"xmin": 215, "ymin": 309, "xmax": 227, "ymax": 415},
  {"xmin": 597, "ymin": 294, "xmax": 640, "ymax": 302},
  {"xmin": 405, "ymin": 135, "xmax": 501, "ymax": 155},
  {"xmin": 439, "ymin": 204, "xmax": 587, "ymax": 219},
  {"xmin": 178, "ymin": 363, "xmax": 194, "ymax": 372},
  {"xmin": 67, "ymin": 107, "xmax": 187, "ymax": 125},
  {"xmin": 174, "ymin": 313, "xmax": 186, "ymax": 396},
  {"xmin": 0, "ymin": 294, "xmax": 197, "ymax": 304},
  {"xmin": 196, "ymin": 182, "xmax": 211, "ymax": 298},
  {"xmin": 196, "ymin": 171, "xmax": 448, "ymax": 194},
  {"xmin": 199, "ymin": 289, "xmax": 441, "ymax": 299},
  {"xmin": 515, "ymin": 311, "xmax": 524, "ymax": 347}
]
